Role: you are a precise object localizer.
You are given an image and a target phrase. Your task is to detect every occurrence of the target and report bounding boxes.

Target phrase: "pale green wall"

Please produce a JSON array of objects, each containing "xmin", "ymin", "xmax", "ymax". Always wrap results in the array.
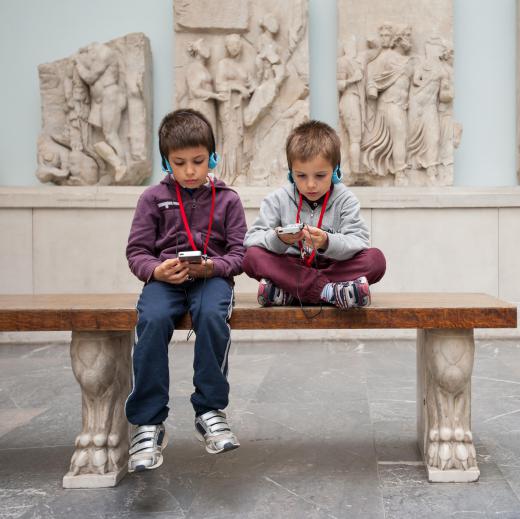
[
  {"xmin": 309, "ymin": 0, "xmax": 338, "ymax": 128},
  {"xmin": 0, "ymin": 0, "xmax": 516, "ymax": 186},
  {"xmin": 453, "ymin": 0, "xmax": 517, "ymax": 186}
]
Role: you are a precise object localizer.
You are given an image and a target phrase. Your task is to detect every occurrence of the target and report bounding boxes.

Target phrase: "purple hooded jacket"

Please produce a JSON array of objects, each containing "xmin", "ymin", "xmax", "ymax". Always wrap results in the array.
[{"xmin": 126, "ymin": 176, "xmax": 247, "ymax": 283}]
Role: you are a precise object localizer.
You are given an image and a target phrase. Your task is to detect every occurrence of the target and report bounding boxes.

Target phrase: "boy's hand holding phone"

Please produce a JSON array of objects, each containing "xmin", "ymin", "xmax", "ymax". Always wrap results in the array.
[
  {"xmin": 153, "ymin": 257, "xmax": 215, "ymax": 283},
  {"xmin": 276, "ymin": 223, "xmax": 304, "ymax": 245},
  {"xmin": 153, "ymin": 258, "xmax": 190, "ymax": 284},
  {"xmin": 277, "ymin": 230, "xmax": 304, "ymax": 245},
  {"xmin": 177, "ymin": 250, "xmax": 213, "ymax": 278},
  {"xmin": 183, "ymin": 258, "xmax": 214, "ymax": 278},
  {"xmin": 302, "ymin": 226, "xmax": 328, "ymax": 250}
]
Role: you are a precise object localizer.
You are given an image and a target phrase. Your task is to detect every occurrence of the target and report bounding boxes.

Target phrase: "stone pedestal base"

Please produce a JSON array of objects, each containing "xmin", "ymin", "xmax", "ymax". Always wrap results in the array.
[
  {"xmin": 417, "ymin": 329, "xmax": 480, "ymax": 482},
  {"xmin": 427, "ymin": 467, "xmax": 480, "ymax": 483},
  {"xmin": 63, "ymin": 468, "xmax": 127, "ymax": 488},
  {"xmin": 63, "ymin": 331, "xmax": 133, "ymax": 489}
]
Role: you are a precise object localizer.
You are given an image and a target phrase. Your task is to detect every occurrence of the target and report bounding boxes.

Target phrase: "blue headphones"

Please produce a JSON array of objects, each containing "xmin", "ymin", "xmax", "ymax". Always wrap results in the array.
[
  {"xmin": 161, "ymin": 151, "xmax": 219, "ymax": 175},
  {"xmin": 287, "ymin": 164, "xmax": 343, "ymax": 185}
]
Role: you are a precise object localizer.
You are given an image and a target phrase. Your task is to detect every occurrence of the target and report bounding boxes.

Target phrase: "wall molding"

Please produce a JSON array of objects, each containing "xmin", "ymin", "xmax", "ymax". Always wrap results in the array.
[{"xmin": 1, "ymin": 186, "xmax": 520, "ymax": 209}]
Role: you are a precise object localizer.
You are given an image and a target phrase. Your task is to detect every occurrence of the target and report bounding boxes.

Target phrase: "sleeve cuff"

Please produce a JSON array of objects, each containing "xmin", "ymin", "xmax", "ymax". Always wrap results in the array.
[
  {"xmin": 317, "ymin": 233, "xmax": 331, "ymax": 254},
  {"xmin": 211, "ymin": 257, "xmax": 225, "ymax": 277},
  {"xmin": 323, "ymin": 233, "xmax": 344, "ymax": 259},
  {"xmin": 143, "ymin": 260, "xmax": 162, "ymax": 283}
]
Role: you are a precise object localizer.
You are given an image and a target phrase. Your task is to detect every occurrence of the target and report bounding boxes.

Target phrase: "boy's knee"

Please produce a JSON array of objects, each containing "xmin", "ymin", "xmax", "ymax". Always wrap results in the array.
[
  {"xmin": 195, "ymin": 308, "xmax": 230, "ymax": 336},
  {"xmin": 243, "ymin": 247, "xmax": 266, "ymax": 276},
  {"xmin": 367, "ymin": 247, "xmax": 386, "ymax": 283}
]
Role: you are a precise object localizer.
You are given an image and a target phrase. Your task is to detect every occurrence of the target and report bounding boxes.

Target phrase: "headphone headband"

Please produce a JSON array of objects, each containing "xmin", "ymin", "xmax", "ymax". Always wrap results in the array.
[
  {"xmin": 287, "ymin": 163, "xmax": 343, "ymax": 184},
  {"xmin": 162, "ymin": 110, "xmax": 216, "ymax": 155}
]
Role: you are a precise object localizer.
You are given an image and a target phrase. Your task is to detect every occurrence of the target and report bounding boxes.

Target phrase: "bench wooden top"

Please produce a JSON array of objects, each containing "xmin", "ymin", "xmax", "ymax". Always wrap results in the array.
[{"xmin": 0, "ymin": 293, "xmax": 516, "ymax": 331}]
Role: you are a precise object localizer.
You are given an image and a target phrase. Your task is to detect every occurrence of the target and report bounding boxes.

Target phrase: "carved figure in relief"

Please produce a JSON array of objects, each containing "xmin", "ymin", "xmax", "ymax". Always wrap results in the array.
[
  {"xmin": 425, "ymin": 331, "xmax": 477, "ymax": 472},
  {"xmin": 289, "ymin": 0, "xmax": 306, "ymax": 56},
  {"xmin": 438, "ymin": 44, "xmax": 455, "ymax": 166},
  {"xmin": 257, "ymin": 14, "xmax": 285, "ymax": 86},
  {"xmin": 174, "ymin": 2, "xmax": 309, "ymax": 186},
  {"xmin": 37, "ymin": 34, "xmax": 151, "ymax": 186},
  {"xmin": 37, "ymin": 116, "xmax": 99, "ymax": 186},
  {"xmin": 62, "ymin": 62, "xmax": 106, "ymax": 179},
  {"xmin": 36, "ymin": 136, "xmax": 70, "ymax": 184},
  {"xmin": 63, "ymin": 62, "xmax": 91, "ymax": 153},
  {"xmin": 185, "ymin": 38, "xmax": 226, "ymax": 135},
  {"xmin": 250, "ymin": 88, "xmax": 309, "ymax": 185},
  {"xmin": 335, "ymin": 19, "xmax": 458, "ymax": 186},
  {"xmin": 407, "ymin": 37, "xmax": 449, "ymax": 183},
  {"xmin": 244, "ymin": 14, "xmax": 286, "ymax": 128},
  {"xmin": 216, "ymin": 34, "xmax": 252, "ymax": 184},
  {"xmin": 68, "ymin": 149, "xmax": 100, "ymax": 186},
  {"xmin": 125, "ymin": 33, "xmax": 148, "ymax": 163},
  {"xmin": 126, "ymin": 72, "xmax": 146, "ymax": 162},
  {"xmin": 438, "ymin": 42, "xmax": 461, "ymax": 183},
  {"xmin": 362, "ymin": 24, "xmax": 414, "ymax": 185},
  {"xmin": 75, "ymin": 43, "xmax": 127, "ymax": 180},
  {"xmin": 287, "ymin": 0, "xmax": 309, "ymax": 84},
  {"xmin": 337, "ymin": 36, "xmax": 364, "ymax": 174},
  {"xmin": 273, "ymin": 93, "xmax": 310, "ymax": 176}
]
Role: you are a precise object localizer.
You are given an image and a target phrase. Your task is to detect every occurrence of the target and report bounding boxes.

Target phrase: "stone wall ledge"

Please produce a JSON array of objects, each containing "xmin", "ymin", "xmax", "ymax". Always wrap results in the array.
[{"xmin": 1, "ymin": 186, "xmax": 520, "ymax": 209}]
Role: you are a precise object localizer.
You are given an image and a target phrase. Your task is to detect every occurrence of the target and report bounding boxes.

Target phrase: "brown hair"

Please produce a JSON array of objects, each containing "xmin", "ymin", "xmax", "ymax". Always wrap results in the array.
[
  {"xmin": 286, "ymin": 120, "xmax": 341, "ymax": 170},
  {"xmin": 158, "ymin": 108, "xmax": 215, "ymax": 159}
]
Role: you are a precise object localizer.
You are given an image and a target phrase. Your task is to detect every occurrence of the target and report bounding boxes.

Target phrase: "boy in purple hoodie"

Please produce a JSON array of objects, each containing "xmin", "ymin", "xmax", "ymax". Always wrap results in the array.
[{"xmin": 125, "ymin": 109, "xmax": 247, "ymax": 472}]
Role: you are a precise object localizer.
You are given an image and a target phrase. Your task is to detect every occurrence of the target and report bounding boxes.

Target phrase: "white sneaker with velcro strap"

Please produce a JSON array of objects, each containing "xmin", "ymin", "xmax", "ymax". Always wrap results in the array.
[
  {"xmin": 195, "ymin": 410, "xmax": 240, "ymax": 454},
  {"xmin": 128, "ymin": 423, "xmax": 168, "ymax": 473}
]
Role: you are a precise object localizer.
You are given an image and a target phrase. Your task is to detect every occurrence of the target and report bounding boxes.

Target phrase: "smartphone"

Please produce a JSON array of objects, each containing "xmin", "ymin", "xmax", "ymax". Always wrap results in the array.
[
  {"xmin": 277, "ymin": 223, "xmax": 304, "ymax": 235},
  {"xmin": 178, "ymin": 251, "xmax": 202, "ymax": 263}
]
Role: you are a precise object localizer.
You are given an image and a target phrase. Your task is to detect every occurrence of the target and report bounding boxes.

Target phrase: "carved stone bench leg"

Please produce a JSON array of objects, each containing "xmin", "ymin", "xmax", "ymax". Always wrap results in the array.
[
  {"xmin": 417, "ymin": 329, "xmax": 480, "ymax": 482},
  {"xmin": 62, "ymin": 330, "xmax": 133, "ymax": 488}
]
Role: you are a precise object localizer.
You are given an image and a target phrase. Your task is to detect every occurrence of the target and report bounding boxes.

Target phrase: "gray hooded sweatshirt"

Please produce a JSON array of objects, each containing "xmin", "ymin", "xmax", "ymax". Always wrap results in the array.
[{"xmin": 244, "ymin": 183, "xmax": 369, "ymax": 261}]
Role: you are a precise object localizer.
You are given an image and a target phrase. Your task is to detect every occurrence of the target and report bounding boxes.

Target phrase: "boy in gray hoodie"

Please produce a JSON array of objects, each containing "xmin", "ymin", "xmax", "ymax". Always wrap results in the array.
[
  {"xmin": 243, "ymin": 120, "xmax": 386, "ymax": 309},
  {"xmin": 125, "ymin": 109, "xmax": 247, "ymax": 472}
]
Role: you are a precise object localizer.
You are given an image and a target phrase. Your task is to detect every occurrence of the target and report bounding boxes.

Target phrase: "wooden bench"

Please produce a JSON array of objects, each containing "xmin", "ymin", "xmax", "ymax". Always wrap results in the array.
[{"xmin": 0, "ymin": 293, "xmax": 516, "ymax": 488}]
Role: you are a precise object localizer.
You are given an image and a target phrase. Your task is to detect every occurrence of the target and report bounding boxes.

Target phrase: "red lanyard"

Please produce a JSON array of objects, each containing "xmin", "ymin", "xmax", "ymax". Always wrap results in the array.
[
  {"xmin": 296, "ymin": 190, "xmax": 331, "ymax": 266},
  {"xmin": 174, "ymin": 177, "xmax": 216, "ymax": 255}
]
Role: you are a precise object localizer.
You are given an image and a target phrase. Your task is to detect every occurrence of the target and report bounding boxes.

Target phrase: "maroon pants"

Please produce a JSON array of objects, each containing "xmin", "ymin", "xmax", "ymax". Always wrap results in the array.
[{"xmin": 242, "ymin": 247, "xmax": 386, "ymax": 304}]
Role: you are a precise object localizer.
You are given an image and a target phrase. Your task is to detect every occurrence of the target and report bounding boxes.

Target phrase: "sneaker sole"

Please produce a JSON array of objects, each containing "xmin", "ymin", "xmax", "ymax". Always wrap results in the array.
[
  {"xmin": 195, "ymin": 430, "xmax": 240, "ymax": 455},
  {"xmin": 129, "ymin": 455, "xmax": 164, "ymax": 473}
]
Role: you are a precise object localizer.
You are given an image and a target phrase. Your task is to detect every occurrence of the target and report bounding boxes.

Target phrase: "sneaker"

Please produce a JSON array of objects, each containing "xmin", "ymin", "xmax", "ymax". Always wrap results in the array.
[
  {"xmin": 195, "ymin": 410, "xmax": 240, "ymax": 454},
  {"xmin": 128, "ymin": 423, "xmax": 168, "ymax": 473},
  {"xmin": 332, "ymin": 276, "xmax": 371, "ymax": 310},
  {"xmin": 257, "ymin": 278, "xmax": 295, "ymax": 307}
]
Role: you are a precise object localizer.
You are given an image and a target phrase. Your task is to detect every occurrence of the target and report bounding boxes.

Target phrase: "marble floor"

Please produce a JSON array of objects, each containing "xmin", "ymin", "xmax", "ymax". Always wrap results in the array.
[{"xmin": 1, "ymin": 336, "xmax": 520, "ymax": 519}]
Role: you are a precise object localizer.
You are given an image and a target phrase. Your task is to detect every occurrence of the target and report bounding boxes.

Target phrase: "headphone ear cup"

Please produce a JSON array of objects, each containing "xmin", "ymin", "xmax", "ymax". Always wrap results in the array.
[
  {"xmin": 332, "ymin": 165, "xmax": 343, "ymax": 184},
  {"xmin": 161, "ymin": 156, "xmax": 173, "ymax": 175},
  {"xmin": 287, "ymin": 170, "xmax": 294, "ymax": 184},
  {"xmin": 208, "ymin": 152, "xmax": 219, "ymax": 170}
]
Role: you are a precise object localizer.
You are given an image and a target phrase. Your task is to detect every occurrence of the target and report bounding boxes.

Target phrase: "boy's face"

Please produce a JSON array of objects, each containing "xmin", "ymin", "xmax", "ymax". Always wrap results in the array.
[
  {"xmin": 168, "ymin": 146, "xmax": 210, "ymax": 189},
  {"xmin": 291, "ymin": 155, "xmax": 334, "ymax": 201}
]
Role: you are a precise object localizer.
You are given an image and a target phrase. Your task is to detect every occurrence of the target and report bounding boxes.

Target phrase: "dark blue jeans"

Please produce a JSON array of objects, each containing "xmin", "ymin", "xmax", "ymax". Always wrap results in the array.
[{"xmin": 125, "ymin": 277, "xmax": 233, "ymax": 425}]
